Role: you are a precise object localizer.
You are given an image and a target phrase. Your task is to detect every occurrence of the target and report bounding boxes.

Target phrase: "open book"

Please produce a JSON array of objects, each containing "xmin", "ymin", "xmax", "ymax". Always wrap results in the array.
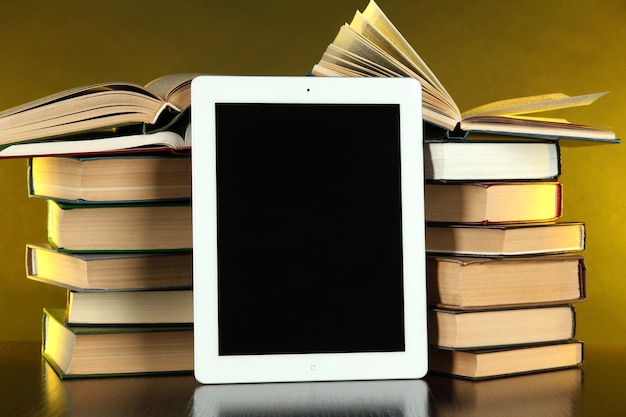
[
  {"xmin": 0, "ymin": 73, "xmax": 195, "ymax": 150},
  {"xmin": 312, "ymin": 1, "xmax": 618, "ymax": 142},
  {"xmin": 0, "ymin": 124, "xmax": 190, "ymax": 158}
]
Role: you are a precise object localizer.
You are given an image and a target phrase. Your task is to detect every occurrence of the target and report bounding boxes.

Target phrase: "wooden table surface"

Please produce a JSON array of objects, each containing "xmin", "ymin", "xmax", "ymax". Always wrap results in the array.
[{"xmin": 1, "ymin": 341, "xmax": 625, "ymax": 416}]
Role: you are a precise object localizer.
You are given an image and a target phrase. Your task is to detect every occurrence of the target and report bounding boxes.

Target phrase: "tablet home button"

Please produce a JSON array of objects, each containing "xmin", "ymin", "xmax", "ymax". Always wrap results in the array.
[{"xmin": 308, "ymin": 364, "xmax": 318, "ymax": 373}]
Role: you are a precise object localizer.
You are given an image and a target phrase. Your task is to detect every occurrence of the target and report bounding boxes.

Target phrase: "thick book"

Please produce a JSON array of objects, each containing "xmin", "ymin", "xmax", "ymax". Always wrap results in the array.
[
  {"xmin": 425, "ymin": 182, "xmax": 562, "ymax": 224},
  {"xmin": 26, "ymin": 244, "xmax": 192, "ymax": 291},
  {"xmin": 47, "ymin": 201, "xmax": 192, "ymax": 252},
  {"xmin": 65, "ymin": 289, "xmax": 193, "ymax": 325},
  {"xmin": 41, "ymin": 308, "xmax": 193, "ymax": 378},
  {"xmin": 423, "ymin": 141, "xmax": 560, "ymax": 181},
  {"xmin": 425, "ymin": 222, "xmax": 586, "ymax": 256},
  {"xmin": 0, "ymin": 74, "xmax": 194, "ymax": 150},
  {"xmin": 429, "ymin": 341, "xmax": 584, "ymax": 379},
  {"xmin": 429, "ymin": 305, "xmax": 576, "ymax": 349},
  {"xmin": 311, "ymin": 1, "xmax": 617, "ymax": 143},
  {"xmin": 28, "ymin": 154, "xmax": 191, "ymax": 203},
  {"xmin": 427, "ymin": 255, "xmax": 586, "ymax": 309}
]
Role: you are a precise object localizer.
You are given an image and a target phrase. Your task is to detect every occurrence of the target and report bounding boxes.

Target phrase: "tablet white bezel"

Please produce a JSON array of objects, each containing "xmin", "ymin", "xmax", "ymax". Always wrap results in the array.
[{"xmin": 191, "ymin": 76, "xmax": 426, "ymax": 384}]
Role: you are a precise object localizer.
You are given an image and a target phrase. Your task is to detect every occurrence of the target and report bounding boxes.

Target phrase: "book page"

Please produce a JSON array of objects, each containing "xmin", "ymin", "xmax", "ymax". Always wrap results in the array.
[
  {"xmin": 462, "ymin": 92, "xmax": 608, "ymax": 118},
  {"xmin": 460, "ymin": 115, "xmax": 615, "ymax": 140},
  {"xmin": 332, "ymin": 24, "xmax": 415, "ymax": 77},
  {"xmin": 144, "ymin": 73, "xmax": 197, "ymax": 109},
  {"xmin": 349, "ymin": 12, "xmax": 459, "ymax": 116},
  {"xmin": 356, "ymin": 4, "xmax": 454, "ymax": 108},
  {"xmin": 0, "ymin": 83, "xmax": 157, "ymax": 120},
  {"xmin": 329, "ymin": 25, "xmax": 456, "ymax": 123},
  {"xmin": 321, "ymin": 44, "xmax": 405, "ymax": 77}
]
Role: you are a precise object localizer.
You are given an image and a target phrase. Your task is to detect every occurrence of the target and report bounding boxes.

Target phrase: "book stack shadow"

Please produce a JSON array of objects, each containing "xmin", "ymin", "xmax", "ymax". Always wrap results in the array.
[
  {"xmin": 424, "ymin": 140, "xmax": 586, "ymax": 379},
  {"xmin": 25, "ymin": 153, "xmax": 194, "ymax": 378}
]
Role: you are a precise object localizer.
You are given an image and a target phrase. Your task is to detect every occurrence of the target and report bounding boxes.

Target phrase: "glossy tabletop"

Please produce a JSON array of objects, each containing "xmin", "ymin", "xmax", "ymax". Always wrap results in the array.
[{"xmin": 1, "ymin": 341, "xmax": 625, "ymax": 416}]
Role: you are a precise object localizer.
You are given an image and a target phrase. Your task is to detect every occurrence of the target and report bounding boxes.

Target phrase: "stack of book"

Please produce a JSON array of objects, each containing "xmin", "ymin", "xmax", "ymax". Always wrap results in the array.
[
  {"xmin": 309, "ymin": 0, "xmax": 617, "ymax": 380},
  {"xmin": 0, "ymin": 73, "xmax": 199, "ymax": 377},
  {"xmin": 24, "ymin": 145, "xmax": 195, "ymax": 377},
  {"xmin": 423, "ymin": 139, "xmax": 586, "ymax": 379}
]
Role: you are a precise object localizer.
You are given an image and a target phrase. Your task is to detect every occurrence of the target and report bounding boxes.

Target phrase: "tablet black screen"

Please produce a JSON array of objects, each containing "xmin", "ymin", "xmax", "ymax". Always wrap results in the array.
[{"xmin": 215, "ymin": 103, "xmax": 405, "ymax": 355}]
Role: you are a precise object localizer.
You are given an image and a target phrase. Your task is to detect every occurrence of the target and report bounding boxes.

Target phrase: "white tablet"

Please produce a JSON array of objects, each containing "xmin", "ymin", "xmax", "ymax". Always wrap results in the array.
[{"xmin": 191, "ymin": 75, "xmax": 427, "ymax": 384}]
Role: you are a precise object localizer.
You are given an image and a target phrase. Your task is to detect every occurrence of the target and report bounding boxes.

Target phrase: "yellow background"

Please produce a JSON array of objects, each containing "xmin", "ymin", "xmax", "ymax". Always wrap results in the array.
[{"xmin": 0, "ymin": 0, "xmax": 624, "ymax": 343}]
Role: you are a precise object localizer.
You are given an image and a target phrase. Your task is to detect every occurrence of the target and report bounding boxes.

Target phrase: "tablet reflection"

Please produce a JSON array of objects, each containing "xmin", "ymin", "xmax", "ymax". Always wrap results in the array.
[{"xmin": 192, "ymin": 379, "xmax": 429, "ymax": 417}]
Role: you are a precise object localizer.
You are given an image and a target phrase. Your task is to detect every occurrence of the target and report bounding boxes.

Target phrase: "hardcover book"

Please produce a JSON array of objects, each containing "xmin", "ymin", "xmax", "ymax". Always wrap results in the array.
[
  {"xmin": 425, "ymin": 222, "xmax": 585, "ymax": 256},
  {"xmin": 47, "ymin": 201, "xmax": 192, "ymax": 252},
  {"xmin": 428, "ymin": 305, "xmax": 576, "ymax": 349},
  {"xmin": 65, "ymin": 289, "xmax": 193, "ymax": 325},
  {"xmin": 425, "ymin": 182, "xmax": 562, "ymax": 224},
  {"xmin": 427, "ymin": 255, "xmax": 586, "ymax": 309},
  {"xmin": 42, "ymin": 308, "xmax": 193, "ymax": 378},
  {"xmin": 429, "ymin": 341, "xmax": 583, "ymax": 379},
  {"xmin": 26, "ymin": 244, "xmax": 192, "ymax": 291},
  {"xmin": 28, "ymin": 154, "xmax": 191, "ymax": 203},
  {"xmin": 423, "ymin": 141, "xmax": 560, "ymax": 181}
]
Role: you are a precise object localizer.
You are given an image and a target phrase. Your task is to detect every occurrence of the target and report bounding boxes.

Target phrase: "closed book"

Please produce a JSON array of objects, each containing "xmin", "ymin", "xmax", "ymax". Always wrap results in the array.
[
  {"xmin": 42, "ymin": 308, "xmax": 193, "ymax": 378},
  {"xmin": 429, "ymin": 341, "xmax": 584, "ymax": 379},
  {"xmin": 26, "ymin": 244, "xmax": 192, "ymax": 291},
  {"xmin": 65, "ymin": 289, "xmax": 193, "ymax": 325},
  {"xmin": 423, "ymin": 142, "xmax": 561, "ymax": 181},
  {"xmin": 429, "ymin": 305, "xmax": 576, "ymax": 349},
  {"xmin": 425, "ymin": 182, "xmax": 562, "ymax": 224},
  {"xmin": 427, "ymin": 255, "xmax": 586, "ymax": 309},
  {"xmin": 425, "ymin": 222, "xmax": 585, "ymax": 256},
  {"xmin": 28, "ymin": 154, "xmax": 191, "ymax": 203},
  {"xmin": 47, "ymin": 201, "xmax": 192, "ymax": 252}
]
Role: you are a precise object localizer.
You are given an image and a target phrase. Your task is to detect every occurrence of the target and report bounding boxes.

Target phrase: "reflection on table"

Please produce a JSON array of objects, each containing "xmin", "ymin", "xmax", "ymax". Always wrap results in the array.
[{"xmin": 4, "ymin": 342, "xmax": 626, "ymax": 417}]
